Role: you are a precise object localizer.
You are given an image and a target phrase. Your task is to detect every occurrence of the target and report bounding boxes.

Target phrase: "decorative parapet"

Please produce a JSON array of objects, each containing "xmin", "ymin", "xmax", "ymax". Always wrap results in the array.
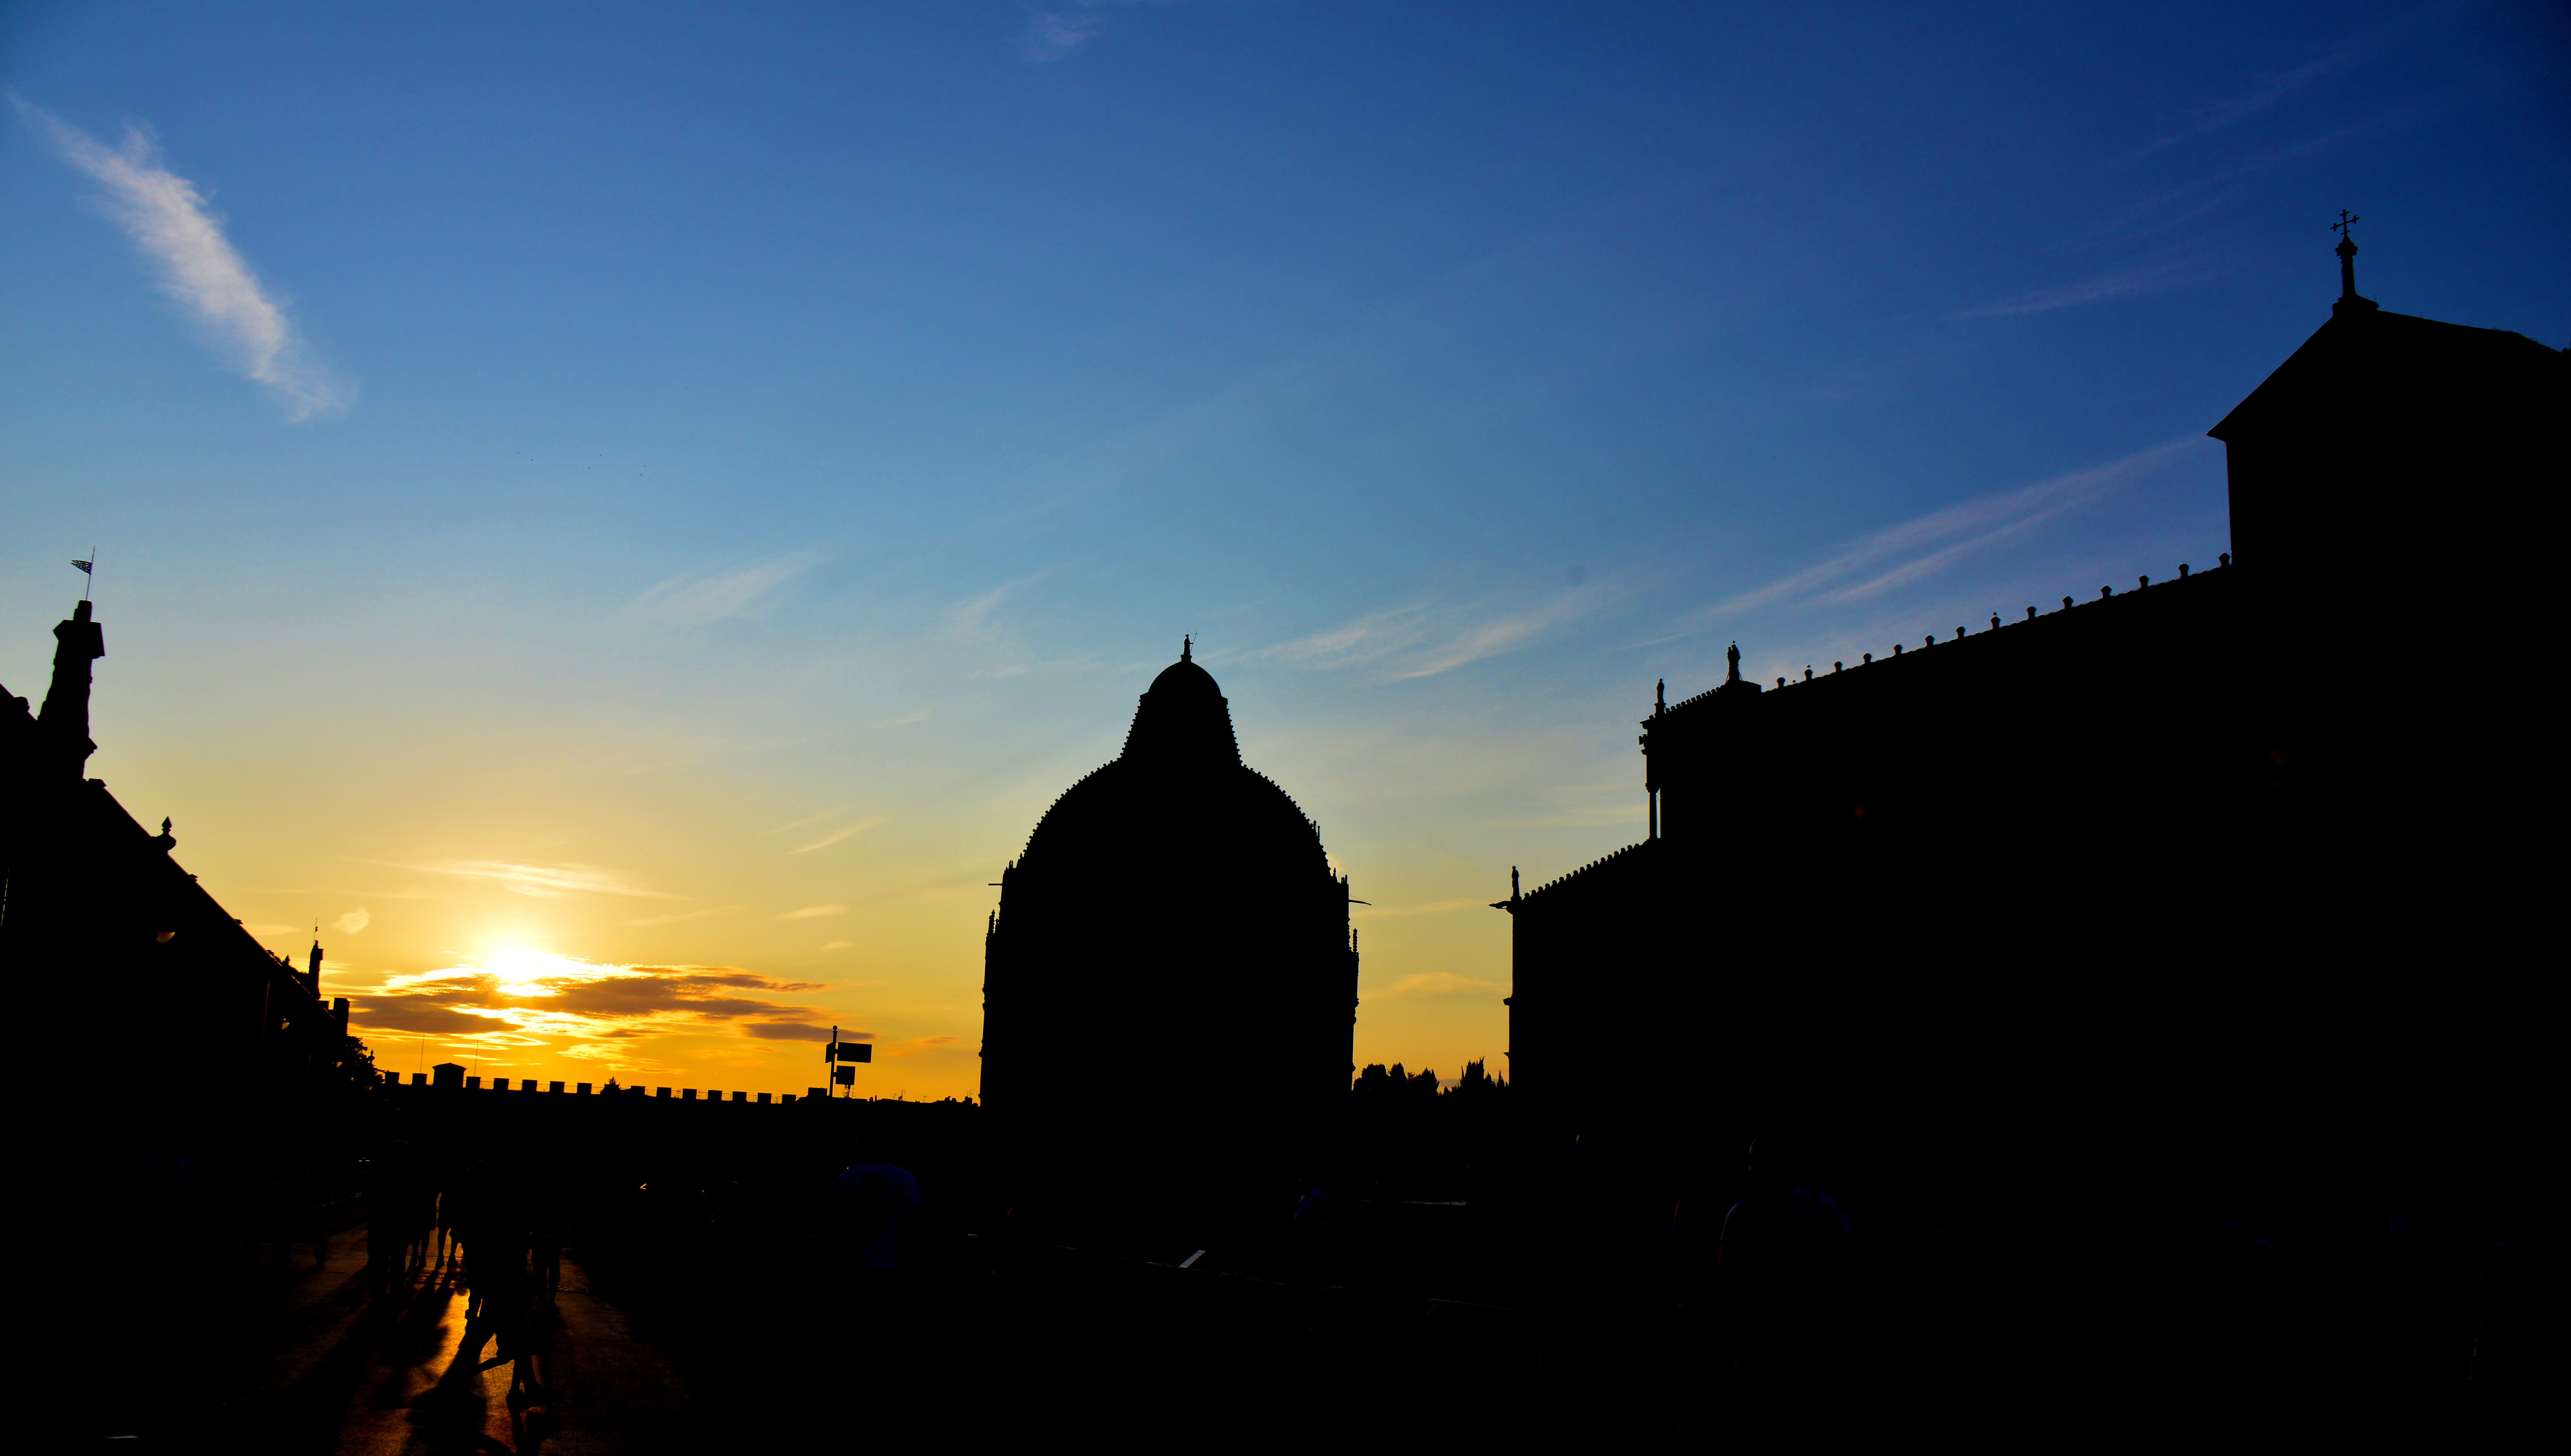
[
  {"xmin": 1521, "ymin": 838, "xmax": 1655, "ymax": 903},
  {"xmin": 1651, "ymin": 555, "xmax": 2232, "ymax": 727}
]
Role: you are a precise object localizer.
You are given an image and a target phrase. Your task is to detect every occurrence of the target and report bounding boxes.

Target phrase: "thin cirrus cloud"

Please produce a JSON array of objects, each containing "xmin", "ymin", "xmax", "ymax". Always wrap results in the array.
[
  {"xmin": 945, "ymin": 568, "xmax": 1059, "ymax": 640},
  {"xmin": 627, "ymin": 905, "xmax": 735, "ymax": 928},
  {"xmin": 2129, "ymin": 47, "xmax": 2357, "ymax": 157},
  {"xmin": 792, "ymin": 814, "xmax": 890, "ymax": 854},
  {"xmin": 1266, "ymin": 576, "xmax": 1622, "ymax": 681},
  {"xmin": 1381, "ymin": 972, "xmax": 1503, "ymax": 998},
  {"xmin": 1684, "ymin": 439, "xmax": 2202, "ymax": 629},
  {"xmin": 1352, "ymin": 897, "xmax": 1488, "ymax": 919},
  {"xmin": 1014, "ymin": 7, "xmax": 1105, "ymax": 63},
  {"xmin": 1013, "ymin": 0, "xmax": 1187, "ymax": 65},
  {"xmin": 333, "ymin": 907, "xmax": 371, "ymax": 934},
  {"xmin": 779, "ymin": 904, "xmax": 847, "ymax": 920},
  {"xmin": 1951, "ymin": 255, "xmax": 2229, "ymax": 320},
  {"xmin": 625, "ymin": 552, "xmax": 820, "ymax": 625},
  {"xmin": 413, "ymin": 859, "xmax": 670, "ymax": 899},
  {"xmin": 14, "ymin": 98, "xmax": 349, "ymax": 420}
]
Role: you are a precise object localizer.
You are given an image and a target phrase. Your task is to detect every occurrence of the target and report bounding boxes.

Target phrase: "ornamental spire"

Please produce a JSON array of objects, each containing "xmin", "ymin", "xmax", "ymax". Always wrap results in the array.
[{"xmin": 2331, "ymin": 210, "xmax": 2376, "ymax": 316}]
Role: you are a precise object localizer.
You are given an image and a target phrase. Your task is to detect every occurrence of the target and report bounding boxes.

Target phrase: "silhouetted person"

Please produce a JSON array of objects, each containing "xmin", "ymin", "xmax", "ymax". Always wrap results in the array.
[
  {"xmin": 432, "ymin": 1161, "xmax": 461, "ymax": 1276},
  {"xmin": 1717, "ymin": 1135, "xmax": 1850, "ymax": 1390},
  {"xmin": 528, "ymin": 1174, "xmax": 567, "ymax": 1307},
  {"xmin": 362, "ymin": 1142, "xmax": 411, "ymax": 1290},
  {"xmin": 830, "ymin": 1154, "xmax": 923, "ymax": 1294},
  {"xmin": 449, "ymin": 1158, "xmax": 501, "ymax": 1318},
  {"xmin": 410, "ymin": 1157, "xmax": 443, "ymax": 1276},
  {"xmin": 1291, "ymin": 1175, "xmax": 1346, "ymax": 1289}
]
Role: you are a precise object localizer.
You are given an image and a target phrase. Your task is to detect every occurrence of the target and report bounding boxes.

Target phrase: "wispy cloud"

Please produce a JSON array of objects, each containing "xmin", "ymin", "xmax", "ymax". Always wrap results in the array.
[
  {"xmin": 1014, "ymin": 7, "xmax": 1104, "ymax": 62},
  {"xmin": 1952, "ymin": 256, "xmax": 2228, "ymax": 319},
  {"xmin": 1379, "ymin": 972, "xmax": 1503, "ymax": 998},
  {"xmin": 945, "ymin": 569, "xmax": 1057, "ymax": 640},
  {"xmin": 15, "ymin": 99, "xmax": 349, "ymax": 419},
  {"xmin": 791, "ymin": 814, "xmax": 890, "ymax": 854},
  {"xmin": 1266, "ymin": 577, "xmax": 1623, "ymax": 681},
  {"xmin": 2132, "ymin": 48, "xmax": 2357, "ymax": 157},
  {"xmin": 627, "ymin": 905, "xmax": 735, "ymax": 927},
  {"xmin": 1687, "ymin": 440, "xmax": 2200, "ymax": 627},
  {"xmin": 627, "ymin": 552, "xmax": 819, "ymax": 624},
  {"xmin": 332, "ymin": 907, "xmax": 371, "ymax": 934},
  {"xmin": 779, "ymin": 904, "xmax": 847, "ymax": 920},
  {"xmin": 1352, "ymin": 897, "xmax": 1488, "ymax": 919},
  {"xmin": 2092, "ymin": 113, "xmax": 2405, "ymax": 246},
  {"xmin": 417, "ymin": 860, "xmax": 670, "ymax": 899}
]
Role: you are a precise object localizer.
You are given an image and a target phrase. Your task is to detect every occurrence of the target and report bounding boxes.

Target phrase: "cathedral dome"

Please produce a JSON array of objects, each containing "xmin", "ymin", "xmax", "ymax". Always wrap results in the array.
[
  {"xmin": 982, "ymin": 637, "xmax": 1356, "ymax": 1221},
  {"xmin": 1018, "ymin": 642, "xmax": 1325, "ymax": 876}
]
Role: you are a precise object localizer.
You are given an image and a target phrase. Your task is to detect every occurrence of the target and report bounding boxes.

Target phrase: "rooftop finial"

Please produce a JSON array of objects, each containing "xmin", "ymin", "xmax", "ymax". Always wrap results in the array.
[
  {"xmin": 1725, "ymin": 642, "xmax": 1741, "ymax": 683},
  {"xmin": 1181, "ymin": 634, "xmax": 1192, "ymax": 663},
  {"xmin": 2331, "ymin": 211, "xmax": 2375, "ymax": 315}
]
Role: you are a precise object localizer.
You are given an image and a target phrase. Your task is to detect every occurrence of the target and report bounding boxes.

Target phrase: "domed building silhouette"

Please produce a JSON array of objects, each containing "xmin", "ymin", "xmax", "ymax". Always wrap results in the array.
[{"xmin": 980, "ymin": 639, "xmax": 1356, "ymax": 1226}]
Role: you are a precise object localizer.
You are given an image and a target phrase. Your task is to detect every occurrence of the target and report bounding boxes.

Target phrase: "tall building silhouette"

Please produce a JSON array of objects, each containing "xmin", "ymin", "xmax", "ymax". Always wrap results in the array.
[
  {"xmin": 980, "ymin": 640, "xmax": 1357, "ymax": 1225},
  {"xmin": 1501, "ymin": 235, "xmax": 2560, "ymax": 1210},
  {"xmin": 2, "ymin": 599, "xmax": 377, "ymax": 1136}
]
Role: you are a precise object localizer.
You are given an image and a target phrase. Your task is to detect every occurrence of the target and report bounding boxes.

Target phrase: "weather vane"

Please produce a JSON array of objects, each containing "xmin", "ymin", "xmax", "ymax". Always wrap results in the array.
[{"xmin": 72, "ymin": 547, "xmax": 96, "ymax": 601}]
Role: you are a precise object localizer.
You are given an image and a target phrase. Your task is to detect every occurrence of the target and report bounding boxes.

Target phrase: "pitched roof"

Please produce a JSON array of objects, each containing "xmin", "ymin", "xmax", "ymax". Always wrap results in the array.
[{"xmin": 2208, "ymin": 306, "xmax": 2562, "ymax": 443}]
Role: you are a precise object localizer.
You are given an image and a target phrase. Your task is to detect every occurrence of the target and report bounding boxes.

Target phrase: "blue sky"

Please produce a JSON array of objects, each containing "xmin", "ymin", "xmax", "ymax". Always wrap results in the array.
[{"xmin": 4, "ymin": 1, "xmax": 2564, "ymax": 1095}]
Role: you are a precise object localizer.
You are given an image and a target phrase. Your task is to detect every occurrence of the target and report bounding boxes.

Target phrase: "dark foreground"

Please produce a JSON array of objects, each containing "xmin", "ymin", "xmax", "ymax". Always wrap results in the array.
[{"xmin": 63, "ymin": 1181, "xmax": 2539, "ymax": 1453}]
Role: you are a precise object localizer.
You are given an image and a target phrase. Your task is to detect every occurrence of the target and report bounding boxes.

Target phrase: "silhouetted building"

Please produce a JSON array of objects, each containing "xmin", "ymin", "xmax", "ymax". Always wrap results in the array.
[
  {"xmin": 980, "ymin": 640, "xmax": 1357, "ymax": 1229},
  {"xmin": 1502, "ymin": 239, "xmax": 2561, "ymax": 1217},
  {"xmin": 2, "ymin": 599, "xmax": 378, "ymax": 1140}
]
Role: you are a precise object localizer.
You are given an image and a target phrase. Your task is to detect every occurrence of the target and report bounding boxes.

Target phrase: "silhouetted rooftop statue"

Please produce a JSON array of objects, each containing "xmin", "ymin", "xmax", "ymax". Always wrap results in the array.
[
  {"xmin": 37, "ymin": 599, "xmax": 104, "ymax": 778},
  {"xmin": 1714, "ymin": 641, "xmax": 1760, "ymax": 698}
]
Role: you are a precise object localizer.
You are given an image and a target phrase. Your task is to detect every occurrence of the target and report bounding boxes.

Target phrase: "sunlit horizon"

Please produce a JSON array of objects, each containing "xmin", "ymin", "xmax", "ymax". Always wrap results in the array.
[{"xmin": 8, "ymin": 0, "xmax": 2563, "ymax": 1104}]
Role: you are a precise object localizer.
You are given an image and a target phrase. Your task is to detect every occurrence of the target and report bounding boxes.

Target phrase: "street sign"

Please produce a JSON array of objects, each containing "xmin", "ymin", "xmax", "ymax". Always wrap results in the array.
[{"xmin": 826, "ymin": 1042, "xmax": 873, "ymax": 1063}]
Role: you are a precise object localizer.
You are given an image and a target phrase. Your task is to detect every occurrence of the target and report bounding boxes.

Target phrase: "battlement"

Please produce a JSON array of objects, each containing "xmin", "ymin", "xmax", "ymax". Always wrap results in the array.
[{"xmin": 384, "ymin": 1074, "xmax": 973, "ymax": 1109}]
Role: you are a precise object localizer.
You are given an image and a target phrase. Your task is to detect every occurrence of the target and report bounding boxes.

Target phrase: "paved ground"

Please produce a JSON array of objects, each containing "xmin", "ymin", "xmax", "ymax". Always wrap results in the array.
[{"xmin": 208, "ymin": 1227, "xmax": 699, "ymax": 1455}]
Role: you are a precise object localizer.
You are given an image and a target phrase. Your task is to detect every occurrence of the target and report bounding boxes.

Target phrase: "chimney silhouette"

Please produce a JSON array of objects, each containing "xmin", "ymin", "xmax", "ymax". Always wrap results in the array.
[
  {"xmin": 37, "ymin": 600, "xmax": 104, "ymax": 777},
  {"xmin": 307, "ymin": 939, "xmax": 325, "ymax": 1001}
]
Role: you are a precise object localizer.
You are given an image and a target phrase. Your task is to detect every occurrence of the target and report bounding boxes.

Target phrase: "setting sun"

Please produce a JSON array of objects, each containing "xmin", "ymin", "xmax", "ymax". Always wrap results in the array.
[{"xmin": 484, "ymin": 947, "xmax": 581, "ymax": 997}]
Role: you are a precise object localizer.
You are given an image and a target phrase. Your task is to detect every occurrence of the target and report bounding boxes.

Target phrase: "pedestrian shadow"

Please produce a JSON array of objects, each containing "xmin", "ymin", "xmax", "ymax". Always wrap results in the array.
[
  {"xmin": 399, "ymin": 1301, "xmax": 510, "ymax": 1451},
  {"xmin": 363, "ymin": 1277, "xmax": 469, "ymax": 1411}
]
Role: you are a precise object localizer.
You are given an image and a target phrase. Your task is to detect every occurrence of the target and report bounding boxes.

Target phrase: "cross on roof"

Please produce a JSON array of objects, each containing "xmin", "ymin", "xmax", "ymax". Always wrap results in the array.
[{"xmin": 2332, "ymin": 210, "xmax": 2361, "ymax": 238}]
